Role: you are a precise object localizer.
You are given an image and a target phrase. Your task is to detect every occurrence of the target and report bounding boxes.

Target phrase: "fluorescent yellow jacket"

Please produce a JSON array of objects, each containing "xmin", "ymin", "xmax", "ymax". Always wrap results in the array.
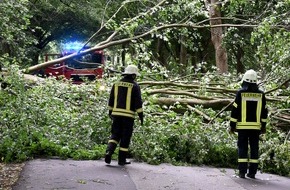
[
  {"xmin": 230, "ymin": 88, "xmax": 267, "ymax": 130},
  {"xmin": 108, "ymin": 77, "xmax": 143, "ymax": 118}
]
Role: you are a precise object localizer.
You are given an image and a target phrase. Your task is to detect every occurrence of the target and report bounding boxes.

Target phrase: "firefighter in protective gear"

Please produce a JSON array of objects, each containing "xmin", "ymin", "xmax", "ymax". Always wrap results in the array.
[
  {"xmin": 230, "ymin": 69, "xmax": 268, "ymax": 179},
  {"xmin": 105, "ymin": 65, "xmax": 143, "ymax": 166}
]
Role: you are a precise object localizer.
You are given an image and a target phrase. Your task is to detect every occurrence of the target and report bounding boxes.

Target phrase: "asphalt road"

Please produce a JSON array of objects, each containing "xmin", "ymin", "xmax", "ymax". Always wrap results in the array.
[{"xmin": 13, "ymin": 159, "xmax": 290, "ymax": 190}]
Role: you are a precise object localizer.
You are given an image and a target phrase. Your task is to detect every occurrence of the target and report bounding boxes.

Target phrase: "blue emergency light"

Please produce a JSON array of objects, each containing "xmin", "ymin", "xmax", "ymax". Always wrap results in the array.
[{"xmin": 62, "ymin": 42, "xmax": 83, "ymax": 53}]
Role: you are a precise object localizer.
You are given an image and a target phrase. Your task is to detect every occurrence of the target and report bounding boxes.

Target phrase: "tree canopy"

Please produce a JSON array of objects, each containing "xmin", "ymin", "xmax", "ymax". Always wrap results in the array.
[{"xmin": 0, "ymin": 0, "xmax": 289, "ymax": 76}]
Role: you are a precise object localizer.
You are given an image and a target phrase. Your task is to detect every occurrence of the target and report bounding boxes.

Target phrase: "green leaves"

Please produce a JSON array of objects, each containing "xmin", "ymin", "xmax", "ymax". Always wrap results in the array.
[
  {"xmin": 259, "ymin": 130, "xmax": 290, "ymax": 176},
  {"xmin": 0, "ymin": 0, "xmax": 34, "ymax": 64},
  {"xmin": 131, "ymin": 106, "xmax": 233, "ymax": 166},
  {"xmin": 0, "ymin": 66, "xmax": 110, "ymax": 162},
  {"xmin": 0, "ymin": 65, "xmax": 289, "ymax": 176}
]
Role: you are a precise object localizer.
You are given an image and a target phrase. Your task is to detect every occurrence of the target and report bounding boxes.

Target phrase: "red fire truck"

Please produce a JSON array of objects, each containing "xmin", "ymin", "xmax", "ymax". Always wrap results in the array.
[{"xmin": 43, "ymin": 43, "xmax": 105, "ymax": 83}]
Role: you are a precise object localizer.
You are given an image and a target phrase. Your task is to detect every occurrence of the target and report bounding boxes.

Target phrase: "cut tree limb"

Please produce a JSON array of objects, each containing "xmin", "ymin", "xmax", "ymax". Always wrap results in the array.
[
  {"xmin": 147, "ymin": 88, "xmax": 215, "ymax": 100},
  {"xmin": 153, "ymin": 97, "xmax": 232, "ymax": 110},
  {"xmin": 265, "ymin": 78, "xmax": 290, "ymax": 94},
  {"xmin": 187, "ymin": 105, "xmax": 211, "ymax": 121},
  {"xmin": 140, "ymin": 81, "xmax": 237, "ymax": 93},
  {"xmin": 208, "ymin": 99, "xmax": 234, "ymax": 124}
]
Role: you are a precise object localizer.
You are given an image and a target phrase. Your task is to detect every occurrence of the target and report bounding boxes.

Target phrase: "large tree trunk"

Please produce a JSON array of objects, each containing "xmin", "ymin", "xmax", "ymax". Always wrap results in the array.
[
  {"xmin": 236, "ymin": 45, "xmax": 244, "ymax": 74},
  {"xmin": 156, "ymin": 38, "xmax": 168, "ymax": 67},
  {"xmin": 121, "ymin": 44, "xmax": 126, "ymax": 67},
  {"xmin": 179, "ymin": 35, "xmax": 187, "ymax": 74},
  {"xmin": 206, "ymin": 0, "xmax": 228, "ymax": 74}
]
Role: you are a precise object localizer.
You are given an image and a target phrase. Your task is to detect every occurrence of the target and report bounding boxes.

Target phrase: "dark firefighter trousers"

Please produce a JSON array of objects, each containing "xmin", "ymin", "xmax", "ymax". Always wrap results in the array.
[
  {"xmin": 106, "ymin": 116, "xmax": 134, "ymax": 163},
  {"xmin": 237, "ymin": 130, "xmax": 260, "ymax": 174}
]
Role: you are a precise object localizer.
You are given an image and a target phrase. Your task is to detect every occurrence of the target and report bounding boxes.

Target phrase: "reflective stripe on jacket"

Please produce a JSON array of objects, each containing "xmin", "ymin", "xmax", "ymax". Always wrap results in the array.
[
  {"xmin": 108, "ymin": 78, "xmax": 143, "ymax": 118},
  {"xmin": 230, "ymin": 90, "xmax": 267, "ymax": 130}
]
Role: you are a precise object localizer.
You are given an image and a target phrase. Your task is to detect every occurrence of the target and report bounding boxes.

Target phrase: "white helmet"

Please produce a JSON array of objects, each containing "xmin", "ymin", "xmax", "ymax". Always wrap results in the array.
[
  {"xmin": 242, "ymin": 69, "xmax": 257, "ymax": 83},
  {"xmin": 122, "ymin": 65, "xmax": 140, "ymax": 76}
]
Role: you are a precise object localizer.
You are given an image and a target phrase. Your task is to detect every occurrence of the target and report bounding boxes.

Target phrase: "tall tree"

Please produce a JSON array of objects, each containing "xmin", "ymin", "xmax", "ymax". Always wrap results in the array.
[
  {"xmin": 205, "ymin": 0, "xmax": 228, "ymax": 73},
  {"xmin": 8, "ymin": 0, "xmax": 287, "ymax": 80}
]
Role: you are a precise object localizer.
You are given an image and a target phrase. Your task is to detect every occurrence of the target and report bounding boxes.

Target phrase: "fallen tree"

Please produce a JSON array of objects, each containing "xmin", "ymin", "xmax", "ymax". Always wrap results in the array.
[
  {"xmin": 140, "ymin": 78, "xmax": 290, "ymax": 129},
  {"xmin": 271, "ymin": 109, "xmax": 290, "ymax": 131},
  {"xmin": 153, "ymin": 97, "xmax": 232, "ymax": 110},
  {"xmin": 2, "ymin": 69, "xmax": 289, "ymax": 129}
]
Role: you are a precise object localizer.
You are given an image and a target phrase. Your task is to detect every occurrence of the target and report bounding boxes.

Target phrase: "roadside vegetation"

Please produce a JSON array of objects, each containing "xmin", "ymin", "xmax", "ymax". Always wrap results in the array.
[
  {"xmin": 0, "ymin": 64, "xmax": 289, "ymax": 177},
  {"xmin": 0, "ymin": 0, "xmax": 289, "ymax": 180}
]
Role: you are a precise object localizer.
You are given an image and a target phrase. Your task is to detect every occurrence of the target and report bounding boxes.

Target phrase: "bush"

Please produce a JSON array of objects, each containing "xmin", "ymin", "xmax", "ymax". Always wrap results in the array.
[
  {"xmin": 0, "ymin": 66, "xmax": 289, "ymax": 177},
  {"xmin": 0, "ymin": 66, "xmax": 110, "ymax": 162}
]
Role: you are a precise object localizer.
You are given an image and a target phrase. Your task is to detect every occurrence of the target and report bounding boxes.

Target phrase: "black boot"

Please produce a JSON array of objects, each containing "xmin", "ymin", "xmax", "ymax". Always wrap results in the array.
[
  {"xmin": 118, "ymin": 161, "xmax": 131, "ymax": 166},
  {"xmin": 118, "ymin": 150, "xmax": 131, "ymax": 166},
  {"xmin": 105, "ymin": 151, "xmax": 112, "ymax": 164},
  {"xmin": 246, "ymin": 173, "xmax": 256, "ymax": 179},
  {"xmin": 105, "ymin": 141, "xmax": 117, "ymax": 164},
  {"xmin": 248, "ymin": 163, "xmax": 258, "ymax": 179},
  {"xmin": 239, "ymin": 173, "xmax": 245, "ymax": 178}
]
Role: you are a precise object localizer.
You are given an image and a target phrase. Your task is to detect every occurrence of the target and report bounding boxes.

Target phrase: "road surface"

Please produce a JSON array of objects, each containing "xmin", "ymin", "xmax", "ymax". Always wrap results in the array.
[{"xmin": 13, "ymin": 159, "xmax": 290, "ymax": 190}]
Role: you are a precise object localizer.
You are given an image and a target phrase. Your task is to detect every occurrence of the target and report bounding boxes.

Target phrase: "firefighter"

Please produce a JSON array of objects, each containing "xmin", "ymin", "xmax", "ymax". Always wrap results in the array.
[
  {"xmin": 105, "ymin": 64, "xmax": 143, "ymax": 166},
  {"xmin": 229, "ymin": 69, "xmax": 268, "ymax": 179}
]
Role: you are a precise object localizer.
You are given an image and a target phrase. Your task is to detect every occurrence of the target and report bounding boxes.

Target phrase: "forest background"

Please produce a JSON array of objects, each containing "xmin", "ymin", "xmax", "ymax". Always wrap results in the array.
[{"xmin": 0, "ymin": 0, "xmax": 289, "ymax": 178}]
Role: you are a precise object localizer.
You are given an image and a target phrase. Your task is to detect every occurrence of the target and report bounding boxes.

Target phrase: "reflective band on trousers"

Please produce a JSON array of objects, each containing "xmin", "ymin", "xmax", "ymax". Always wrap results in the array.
[
  {"xmin": 249, "ymin": 159, "xmax": 259, "ymax": 163},
  {"xmin": 238, "ymin": 158, "xmax": 259, "ymax": 163},
  {"xmin": 120, "ymin": 147, "xmax": 129, "ymax": 152},
  {"xmin": 238, "ymin": 158, "xmax": 248, "ymax": 163},
  {"xmin": 108, "ymin": 139, "xmax": 118, "ymax": 144}
]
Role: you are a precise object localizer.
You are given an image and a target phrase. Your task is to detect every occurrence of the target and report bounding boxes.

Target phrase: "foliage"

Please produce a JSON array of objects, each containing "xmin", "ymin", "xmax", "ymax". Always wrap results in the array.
[
  {"xmin": 1, "ymin": 0, "xmax": 113, "ymax": 66},
  {"xmin": 27, "ymin": 0, "xmax": 106, "ymax": 45},
  {"xmin": 0, "ymin": 65, "xmax": 110, "ymax": 161},
  {"xmin": 223, "ymin": 0, "xmax": 290, "ymax": 75},
  {"xmin": 104, "ymin": 0, "xmax": 214, "ymax": 73},
  {"xmin": 131, "ymin": 104, "xmax": 237, "ymax": 167},
  {"xmin": 0, "ymin": 0, "xmax": 289, "ymax": 177},
  {"xmin": 259, "ymin": 129, "xmax": 290, "ymax": 176},
  {"xmin": 1, "ymin": 65, "xmax": 289, "ymax": 177},
  {"xmin": 0, "ymin": 0, "xmax": 35, "ymax": 65}
]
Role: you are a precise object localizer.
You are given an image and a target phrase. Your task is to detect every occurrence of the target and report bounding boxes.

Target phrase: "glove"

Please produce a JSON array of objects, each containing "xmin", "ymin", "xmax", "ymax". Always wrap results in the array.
[
  {"xmin": 109, "ymin": 110, "xmax": 113, "ymax": 120},
  {"xmin": 229, "ymin": 121, "xmax": 236, "ymax": 133},
  {"xmin": 229, "ymin": 127, "xmax": 236, "ymax": 134},
  {"xmin": 260, "ymin": 122, "xmax": 266, "ymax": 134},
  {"xmin": 138, "ymin": 112, "xmax": 144, "ymax": 126}
]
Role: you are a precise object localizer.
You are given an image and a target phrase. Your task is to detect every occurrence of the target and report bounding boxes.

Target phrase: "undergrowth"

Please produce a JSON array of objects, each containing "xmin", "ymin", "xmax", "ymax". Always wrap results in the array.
[{"xmin": 0, "ymin": 65, "xmax": 289, "ymax": 177}]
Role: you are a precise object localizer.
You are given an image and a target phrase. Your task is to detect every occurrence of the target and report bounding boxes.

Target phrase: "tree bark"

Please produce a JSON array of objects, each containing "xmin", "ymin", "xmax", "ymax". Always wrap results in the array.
[
  {"xmin": 207, "ymin": 0, "xmax": 228, "ymax": 74},
  {"xmin": 122, "ymin": 44, "xmax": 126, "ymax": 67},
  {"xmin": 179, "ymin": 35, "xmax": 187, "ymax": 74},
  {"xmin": 139, "ymin": 81, "xmax": 237, "ymax": 94},
  {"xmin": 153, "ymin": 97, "xmax": 232, "ymax": 110},
  {"xmin": 155, "ymin": 38, "xmax": 168, "ymax": 67},
  {"xmin": 235, "ymin": 45, "xmax": 244, "ymax": 74}
]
